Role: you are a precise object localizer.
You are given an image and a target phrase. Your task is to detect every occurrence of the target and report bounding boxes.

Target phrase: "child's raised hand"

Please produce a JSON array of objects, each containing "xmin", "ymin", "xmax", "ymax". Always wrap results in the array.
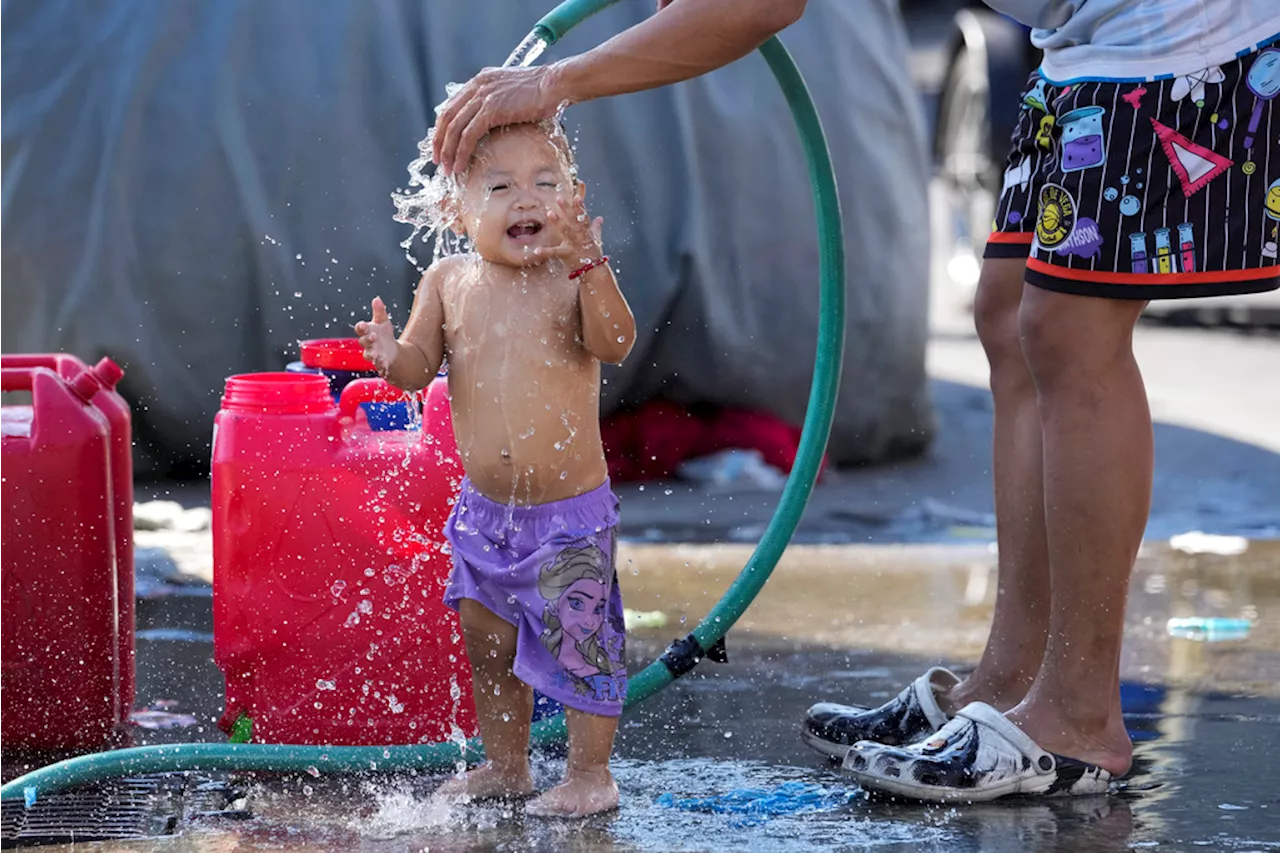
[
  {"xmin": 534, "ymin": 188, "xmax": 604, "ymax": 267},
  {"xmin": 353, "ymin": 297, "xmax": 399, "ymax": 375}
]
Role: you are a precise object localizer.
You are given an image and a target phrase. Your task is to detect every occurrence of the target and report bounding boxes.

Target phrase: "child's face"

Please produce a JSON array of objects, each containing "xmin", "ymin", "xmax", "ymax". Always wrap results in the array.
[
  {"xmin": 456, "ymin": 124, "xmax": 577, "ymax": 268},
  {"xmin": 558, "ymin": 577, "xmax": 606, "ymax": 644}
]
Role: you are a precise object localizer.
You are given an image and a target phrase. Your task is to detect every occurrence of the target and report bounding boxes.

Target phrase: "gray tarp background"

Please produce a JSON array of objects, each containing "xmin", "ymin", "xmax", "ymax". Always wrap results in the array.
[{"xmin": 1, "ymin": 0, "xmax": 933, "ymax": 477}]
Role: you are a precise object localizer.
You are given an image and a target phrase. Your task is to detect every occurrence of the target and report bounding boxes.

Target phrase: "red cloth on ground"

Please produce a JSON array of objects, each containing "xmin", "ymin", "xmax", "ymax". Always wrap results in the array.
[{"xmin": 600, "ymin": 400, "xmax": 823, "ymax": 482}]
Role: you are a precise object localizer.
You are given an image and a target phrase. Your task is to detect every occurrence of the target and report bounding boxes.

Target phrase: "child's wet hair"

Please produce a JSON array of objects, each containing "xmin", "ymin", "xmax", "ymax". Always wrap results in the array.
[
  {"xmin": 470, "ymin": 118, "xmax": 578, "ymax": 182},
  {"xmin": 392, "ymin": 115, "xmax": 577, "ymax": 265}
]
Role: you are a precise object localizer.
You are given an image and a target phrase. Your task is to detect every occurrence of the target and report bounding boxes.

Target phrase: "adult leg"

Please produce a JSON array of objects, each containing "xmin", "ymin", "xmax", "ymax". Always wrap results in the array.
[
  {"xmin": 801, "ymin": 256, "xmax": 1050, "ymax": 754},
  {"xmin": 1005, "ymin": 285, "xmax": 1151, "ymax": 777},
  {"xmin": 945, "ymin": 256, "xmax": 1051, "ymax": 713}
]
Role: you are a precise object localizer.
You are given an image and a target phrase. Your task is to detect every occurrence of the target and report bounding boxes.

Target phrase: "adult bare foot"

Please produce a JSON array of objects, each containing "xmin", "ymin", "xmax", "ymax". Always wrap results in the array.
[
  {"xmin": 525, "ymin": 766, "xmax": 619, "ymax": 818},
  {"xmin": 1005, "ymin": 701, "xmax": 1133, "ymax": 778},
  {"xmin": 432, "ymin": 762, "xmax": 535, "ymax": 803}
]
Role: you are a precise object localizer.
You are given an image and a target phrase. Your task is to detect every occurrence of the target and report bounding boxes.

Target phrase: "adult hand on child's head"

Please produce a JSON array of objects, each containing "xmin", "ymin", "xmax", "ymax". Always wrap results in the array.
[
  {"xmin": 533, "ymin": 189, "xmax": 605, "ymax": 266},
  {"xmin": 432, "ymin": 65, "xmax": 563, "ymax": 178},
  {"xmin": 353, "ymin": 297, "xmax": 399, "ymax": 376}
]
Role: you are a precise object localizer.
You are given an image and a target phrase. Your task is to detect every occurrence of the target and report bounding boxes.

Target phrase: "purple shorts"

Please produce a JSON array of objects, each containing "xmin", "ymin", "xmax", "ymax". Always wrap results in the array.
[{"xmin": 442, "ymin": 478, "xmax": 627, "ymax": 717}]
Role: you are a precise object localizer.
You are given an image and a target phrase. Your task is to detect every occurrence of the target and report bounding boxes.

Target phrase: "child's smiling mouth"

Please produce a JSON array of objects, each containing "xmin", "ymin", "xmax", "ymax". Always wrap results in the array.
[{"xmin": 507, "ymin": 220, "xmax": 544, "ymax": 241}]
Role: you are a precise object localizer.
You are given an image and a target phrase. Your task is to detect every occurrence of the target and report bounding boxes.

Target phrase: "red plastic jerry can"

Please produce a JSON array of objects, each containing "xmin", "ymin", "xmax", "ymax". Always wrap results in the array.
[
  {"xmin": 211, "ymin": 372, "xmax": 474, "ymax": 745},
  {"xmin": 1, "ymin": 366, "xmax": 122, "ymax": 751},
  {"xmin": 0, "ymin": 354, "xmax": 135, "ymax": 721}
]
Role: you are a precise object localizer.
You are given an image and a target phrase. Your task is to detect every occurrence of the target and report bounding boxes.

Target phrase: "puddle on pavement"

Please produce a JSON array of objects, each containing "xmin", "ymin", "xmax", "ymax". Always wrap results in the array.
[{"xmin": 11, "ymin": 541, "xmax": 1279, "ymax": 851}]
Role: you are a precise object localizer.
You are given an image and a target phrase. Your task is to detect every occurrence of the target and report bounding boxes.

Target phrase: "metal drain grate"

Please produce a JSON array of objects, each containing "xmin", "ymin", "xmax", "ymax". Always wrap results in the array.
[{"xmin": 1, "ymin": 775, "xmax": 244, "ymax": 846}]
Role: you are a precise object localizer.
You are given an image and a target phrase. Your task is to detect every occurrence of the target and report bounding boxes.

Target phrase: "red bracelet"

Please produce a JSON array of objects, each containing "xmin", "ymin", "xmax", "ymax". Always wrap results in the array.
[{"xmin": 568, "ymin": 255, "xmax": 610, "ymax": 279}]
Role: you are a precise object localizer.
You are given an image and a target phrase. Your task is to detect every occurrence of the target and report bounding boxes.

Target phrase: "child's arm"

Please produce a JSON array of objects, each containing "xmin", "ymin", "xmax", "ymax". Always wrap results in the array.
[
  {"xmin": 537, "ymin": 189, "xmax": 636, "ymax": 365},
  {"xmin": 577, "ymin": 262, "xmax": 635, "ymax": 366},
  {"xmin": 354, "ymin": 262, "xmax": 448, "ymax": 392}
]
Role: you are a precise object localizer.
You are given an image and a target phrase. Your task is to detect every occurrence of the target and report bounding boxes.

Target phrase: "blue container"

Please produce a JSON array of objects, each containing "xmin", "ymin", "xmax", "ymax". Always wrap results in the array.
[{"xmin": 362, "ymin": 400, "xmax": 418, "ymax": 431}]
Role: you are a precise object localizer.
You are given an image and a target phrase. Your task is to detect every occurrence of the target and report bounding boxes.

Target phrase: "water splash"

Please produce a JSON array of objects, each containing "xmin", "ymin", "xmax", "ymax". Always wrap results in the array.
[
  {"xmin": 503, "ymin": 30, "xmax": 549, "ymax": 69},
  {"xmin": 390, "ymin": 30, "xmax": 553, "ymax": 268}
]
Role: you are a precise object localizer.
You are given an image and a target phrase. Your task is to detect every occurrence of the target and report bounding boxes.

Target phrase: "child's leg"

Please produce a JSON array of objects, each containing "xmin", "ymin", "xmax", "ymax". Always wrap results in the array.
[
  {"xmin": 525, "ymin": 708, "xmax": 619, "ymax": 818},
  {"xmin": 435, "ymin": 598, "xmax": 535, "ymax": 799}
]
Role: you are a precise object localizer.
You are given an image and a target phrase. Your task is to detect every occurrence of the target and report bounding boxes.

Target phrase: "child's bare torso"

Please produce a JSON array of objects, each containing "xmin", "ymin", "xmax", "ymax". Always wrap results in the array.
[{"xmin": 439, "ymin": 256, "xmax": 608, "ymax": 506}]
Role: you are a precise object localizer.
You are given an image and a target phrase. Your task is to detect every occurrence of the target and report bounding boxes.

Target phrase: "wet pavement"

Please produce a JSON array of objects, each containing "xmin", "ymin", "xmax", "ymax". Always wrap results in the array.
[{"xmin": 6, "ymin": 540, "xmax": 1278, "ymax": 851}]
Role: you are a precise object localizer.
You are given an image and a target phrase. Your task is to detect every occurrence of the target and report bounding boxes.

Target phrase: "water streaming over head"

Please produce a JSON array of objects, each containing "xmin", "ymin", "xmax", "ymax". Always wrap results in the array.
[
  {"xmin": 391, "ymin": 30, "xmax": 555, "ymax": 269},
  {"xmin": 503, "ymin": 30, "xmax": 549, "ymax": 69}
]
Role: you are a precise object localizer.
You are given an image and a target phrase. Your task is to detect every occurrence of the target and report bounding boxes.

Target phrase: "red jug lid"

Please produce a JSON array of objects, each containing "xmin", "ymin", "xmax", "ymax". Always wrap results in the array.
[
  {"xmin": 92, "ymin": 357, "xmax": 124, "ymax": 389},
  {"xmin": 69, "ymin": 370, "xmax": 101, "ymax": 403},
  {"xmin": 298, "ymin": 338, "xmax": 372, "ymax": 372}
]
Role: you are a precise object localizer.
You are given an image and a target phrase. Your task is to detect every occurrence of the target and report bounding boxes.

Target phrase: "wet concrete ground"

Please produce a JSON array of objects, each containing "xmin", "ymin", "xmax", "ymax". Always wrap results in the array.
[
  {"xmin": 8, "ymin": 540, "xmax": 1278, "ymax": 851},
  {"xmin": 7, "ymin": 11, "xmax": 1279, "ymax": 847}
]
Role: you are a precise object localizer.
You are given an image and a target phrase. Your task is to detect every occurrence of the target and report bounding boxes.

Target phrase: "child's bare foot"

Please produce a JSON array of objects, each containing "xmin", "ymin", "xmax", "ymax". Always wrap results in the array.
[
  {"xmin": 432, "ymin": 762, "xmax": 535, "ymax": 803},
  {"xmin": 525, "ymin": 766, "xmax": 619, "ymax": 818}
]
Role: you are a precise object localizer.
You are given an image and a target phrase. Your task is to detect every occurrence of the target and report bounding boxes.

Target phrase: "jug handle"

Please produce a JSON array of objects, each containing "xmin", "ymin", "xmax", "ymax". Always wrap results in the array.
[
  {"xmin": 1, "ymin": 367, "xmax": 39, "ymax": 393},
  {"xmin": 337, "ymin": 378, "xmax": 420, "ymax": 421}
]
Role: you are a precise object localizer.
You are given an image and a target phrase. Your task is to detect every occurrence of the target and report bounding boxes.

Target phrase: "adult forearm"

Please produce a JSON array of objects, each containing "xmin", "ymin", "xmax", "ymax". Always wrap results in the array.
[{"xmin": 547, "ymin": 0, "xmax": 805, "ymax": 104}]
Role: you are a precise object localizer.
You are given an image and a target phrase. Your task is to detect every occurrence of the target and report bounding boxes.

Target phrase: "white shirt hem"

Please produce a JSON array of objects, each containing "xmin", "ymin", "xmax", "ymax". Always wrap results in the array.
[{"xmin": 1038, "ymin": 24, "xmax": 1280, "ymax": 84}]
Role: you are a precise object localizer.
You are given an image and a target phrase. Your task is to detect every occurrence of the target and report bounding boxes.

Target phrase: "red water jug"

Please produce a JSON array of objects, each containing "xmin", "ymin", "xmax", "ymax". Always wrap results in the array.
[
  {"xmin": 0, "ymin": 354, "xmax": 135, "ymax": 721},
  {"xmin": 212, "ymin": 372, "xmax": 474, "ymax": 745},
  {"xmin": 1, "ymin": 366, "xmax": 122, "ymax": 751}
]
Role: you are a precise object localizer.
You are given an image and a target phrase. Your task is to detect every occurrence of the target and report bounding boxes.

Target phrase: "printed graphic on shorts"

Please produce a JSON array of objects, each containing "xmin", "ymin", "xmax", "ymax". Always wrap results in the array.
[
  {"xmin": 1103, "ymin": 170, "xmax": 1145, "ymax": 217},
  {"xmin": 1035, "ymin": 183, "xmax": 1077, "ymax": 251},
  {"xmin": 1242, "ymin": 49, "xmax": 1280, "ymax": 175},
  {"xmin": 538, "ymin": 539, "xmax": 626, "ymax": 703},
  {"xmin": 1121, "ymin": 85, "xmax": 1147, "ymax": 111},
  {"xmin": 1024, "ymin": 78, "xmax": 1051, "ymax": 113},
  {"xmin": 1001, "ymin": 157, "xmax": 1033, "ymax": 199},
  {"xmin": 1035, "ymin": 114, "xmax": 1056, "ymax": 150},
  {"xmin": 1171, "ymin": 66, "xmax": 1226, "ymax": 106},
  {"xmin": 1059, "ymin": 106, "xmax": 1107, "ymax": 172},
  {"xmin": 1124, "ymin": 224, "xmax": 1199, "ymax": 275},
  {"xmin": 1264, "ymin": 179, "xmax": 1280, "ymax": 259},
  {"xmin": 1151, "ymin": 118, "xmax": 1233, "ymax": 197},
  {"xmin": 1054, "ymin": 217, "xmax": 1103, "ymax": 259}
]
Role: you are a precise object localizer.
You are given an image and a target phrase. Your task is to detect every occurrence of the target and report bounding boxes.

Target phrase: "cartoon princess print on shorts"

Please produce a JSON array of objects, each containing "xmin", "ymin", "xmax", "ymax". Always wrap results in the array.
[{"xmin": 538, "ymin": 540, "xmax": 627, "ymax": 703}]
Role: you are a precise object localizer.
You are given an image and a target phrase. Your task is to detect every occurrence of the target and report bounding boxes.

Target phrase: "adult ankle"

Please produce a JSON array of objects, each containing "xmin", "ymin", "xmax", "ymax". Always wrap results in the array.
[{"xmin": 945, "ymin": 672, "xmax": 1033, "ymax": 714}]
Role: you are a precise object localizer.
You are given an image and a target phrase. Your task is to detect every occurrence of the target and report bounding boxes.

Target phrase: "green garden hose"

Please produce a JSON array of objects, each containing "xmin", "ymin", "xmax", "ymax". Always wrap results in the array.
[{"xmin": 0, "ymin": 0, "xmax": 844, "ymax": 804}]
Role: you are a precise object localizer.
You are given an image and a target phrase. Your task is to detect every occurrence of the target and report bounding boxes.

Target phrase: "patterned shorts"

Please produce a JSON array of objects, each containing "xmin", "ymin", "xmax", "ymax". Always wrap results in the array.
[
  {"xmin": 986, "ymin": 42, "xmax": 1280, "ymax": 300},
  {"xmin": 443, "ymin": 478, "xmax": 627, "ymax": 717}
]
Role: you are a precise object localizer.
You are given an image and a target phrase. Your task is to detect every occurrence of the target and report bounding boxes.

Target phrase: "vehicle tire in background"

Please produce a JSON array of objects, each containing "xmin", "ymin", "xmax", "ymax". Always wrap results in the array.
[{"xmin": 929, "ymin": 9, "xmax": 1034, "ymax": 314}]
